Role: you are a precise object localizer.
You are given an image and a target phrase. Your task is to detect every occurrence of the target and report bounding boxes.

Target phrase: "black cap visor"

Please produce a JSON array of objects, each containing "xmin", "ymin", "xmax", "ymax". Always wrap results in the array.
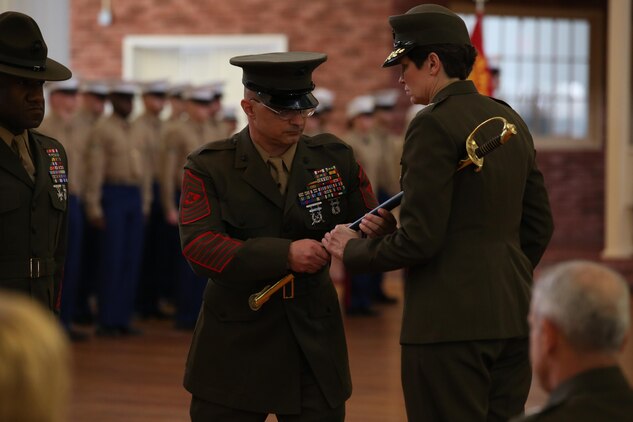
[
  {"xmin": 383, "ymin": 40, "xmax": 416, "ymax": 68},
  {"xmin": 88, "ymin": 93, "xmax": 107, "ymax": 101},
  {"xmin": 144, "ymin": 91, "xmax": 167, "ymax": 98},
  {"xmin": 257, "ymin": 90, "xmax": 318, "ymax": 110}
]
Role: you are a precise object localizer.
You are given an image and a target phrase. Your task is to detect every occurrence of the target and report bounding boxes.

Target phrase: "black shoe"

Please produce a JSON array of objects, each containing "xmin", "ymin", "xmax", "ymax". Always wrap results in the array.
[
  {"xmin": 67, "ymin": 329, "xmax": 90, "ymax": 342},
  {"xmin": 119, "ymin": 326, "xmax": 143, "ymax": 336},
  {"xmin": 95, "ymin": 325, "xmax": 120, "ymax": 337},
  {"xmin": 346, "ymin": 307, "xmax": 379, "ymax": 317}
]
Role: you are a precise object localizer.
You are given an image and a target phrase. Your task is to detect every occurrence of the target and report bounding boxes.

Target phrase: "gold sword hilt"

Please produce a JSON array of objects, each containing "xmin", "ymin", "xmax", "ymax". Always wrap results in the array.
[
  {"xmin": 248, "ymin": 274, "xmax": 295, "ymax": 311},
  {"xmin": 457, "ymin": 116, "xmax": 517, "ymax": 172}
]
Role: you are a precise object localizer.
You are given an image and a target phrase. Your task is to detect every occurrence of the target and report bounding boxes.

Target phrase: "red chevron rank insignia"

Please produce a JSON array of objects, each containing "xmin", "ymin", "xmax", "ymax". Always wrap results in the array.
[
  {"xmin": 184, "ymin": 191, "xmax": 202, "ymax": 206},
  {"xmin": 180, "ymin": 169, "xmax": 210, "ymax": 224}
]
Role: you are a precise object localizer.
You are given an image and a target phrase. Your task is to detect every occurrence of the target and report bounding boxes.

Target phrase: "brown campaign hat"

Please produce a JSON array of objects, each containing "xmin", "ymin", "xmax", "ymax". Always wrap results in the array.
[
  {"xmin": 230, "ymin": 52, "xmax": 326, "ymax": 110},
  {"xmin": 383, "ymin": 4, "xmax": 472, "ymax": 68},
  {"xmin": 0, "ymin": 11, "xmax": 71, "ymax": 81}
]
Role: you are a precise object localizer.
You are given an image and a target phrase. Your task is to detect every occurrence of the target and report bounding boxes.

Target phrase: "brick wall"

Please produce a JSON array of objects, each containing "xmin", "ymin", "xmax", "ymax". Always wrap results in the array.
[
  {"xmin": 537, "ymin": 151, "xmax": 633, "ymax": 286},
  {"xmin": 539, "ymin": 150, "xmax": 605, "ymax": 252}
]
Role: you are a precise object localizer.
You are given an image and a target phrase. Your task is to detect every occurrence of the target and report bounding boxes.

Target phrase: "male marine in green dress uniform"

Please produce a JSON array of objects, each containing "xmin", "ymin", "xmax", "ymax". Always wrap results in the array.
[
  {"xmin": 0, "ymin": 11, "xmax": 72, "ymax": 312},
  {"xmin": 179, "ymin": 52, "xmax": 381, "ymax": 421},
  {"xmin": 324, "ymin": 5, "xmax": 554, "ymax": 422}
]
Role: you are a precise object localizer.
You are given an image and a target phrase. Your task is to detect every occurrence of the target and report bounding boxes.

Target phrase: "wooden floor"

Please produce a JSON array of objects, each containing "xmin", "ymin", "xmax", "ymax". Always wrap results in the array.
[{"xmin": 69, "ymin": 272, "xmax": 547, "ymax": 422}]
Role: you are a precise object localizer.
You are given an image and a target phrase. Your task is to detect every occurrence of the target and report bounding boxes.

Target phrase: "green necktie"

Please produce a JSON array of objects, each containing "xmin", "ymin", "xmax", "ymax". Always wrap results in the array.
[{"xmin": 268, "ymin": 157, "xmax": 287, "ymax": 194}]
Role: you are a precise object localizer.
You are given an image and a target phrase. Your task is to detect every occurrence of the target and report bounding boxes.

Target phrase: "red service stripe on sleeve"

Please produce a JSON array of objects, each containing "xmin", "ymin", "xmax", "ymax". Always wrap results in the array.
[
  {"xmin": 181, "ymin": 169, "xmax": 211, "ymax": 224},
  {"xmin": 357, "ymin": 163, "xmax": 379, "ymax": 209},
  {"xmin": 183, "ymin": 231, "xmax": 242, "ymax": 273}
]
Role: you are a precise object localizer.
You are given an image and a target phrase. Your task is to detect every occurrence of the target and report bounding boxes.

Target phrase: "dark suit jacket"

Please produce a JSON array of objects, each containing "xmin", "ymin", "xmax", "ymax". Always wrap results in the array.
[
  {"xmin": 510, "ymin": 366, "xmax": 633, "ymax": 422},
  {"xmin": 0, "ymin": 130, "xmax": 68, "ymax": 311},
  {"xmin": 344, "ymin": 80, "xmax": 554, "ymax": 344},
  {"xmin": 179, "ymin": 128, "xmax": 376, "ymax": 414}
]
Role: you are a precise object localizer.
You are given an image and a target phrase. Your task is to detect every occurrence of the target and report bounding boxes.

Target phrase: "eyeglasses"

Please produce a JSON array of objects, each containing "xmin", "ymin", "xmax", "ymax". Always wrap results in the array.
[{"xmin": 250, "ymin": 98, "xmax": 316, "ymax": 121}]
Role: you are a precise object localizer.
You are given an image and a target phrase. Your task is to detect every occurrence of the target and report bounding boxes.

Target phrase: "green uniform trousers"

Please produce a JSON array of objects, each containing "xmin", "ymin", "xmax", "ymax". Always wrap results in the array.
[{"xmin": 401, "ymin": 338, "xmax": 531, "ymax": 422}]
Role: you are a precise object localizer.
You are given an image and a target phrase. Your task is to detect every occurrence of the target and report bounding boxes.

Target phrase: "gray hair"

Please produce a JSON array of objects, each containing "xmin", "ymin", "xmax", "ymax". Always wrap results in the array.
[{"xmin": 532, "ymin": 260, "xmax": 630, "ymax": 353}]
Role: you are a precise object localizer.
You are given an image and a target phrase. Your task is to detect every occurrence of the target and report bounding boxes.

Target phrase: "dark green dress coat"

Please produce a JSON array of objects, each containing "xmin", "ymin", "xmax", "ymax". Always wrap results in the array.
[
  {"xmin": 0, "ymin": 130, "xmax": 68, "ymax": 311},
  {"xmin": 510, "ymin": 366, "xmax": 633, "ymax": 422},
  {"xmin": 344, "ymin": 80, "xmax": 554, "ymax": 344},
  {"xmin": 179, "ymin": 127, "xmax": 376, "ymax": 414}
]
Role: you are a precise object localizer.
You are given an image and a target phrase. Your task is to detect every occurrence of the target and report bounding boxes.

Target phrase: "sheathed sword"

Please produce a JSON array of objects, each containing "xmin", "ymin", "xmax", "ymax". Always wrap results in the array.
[{"xmin": 249, "ymin": 116, "xmax": 517, "ymax": 311}]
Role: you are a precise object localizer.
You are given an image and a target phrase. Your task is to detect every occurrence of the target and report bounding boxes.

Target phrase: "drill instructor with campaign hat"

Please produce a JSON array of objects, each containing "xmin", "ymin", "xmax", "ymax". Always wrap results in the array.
[
  {"xmin": 324, "ymin": 4, "xmax": 554, "ymax": 421},
  {"xmin": 179, "ymin": 51, "xmax": 393, "ymax": 421},
  {"xmin": 0, "ymin": 11, "xmax": 72, "ymax": 312}
]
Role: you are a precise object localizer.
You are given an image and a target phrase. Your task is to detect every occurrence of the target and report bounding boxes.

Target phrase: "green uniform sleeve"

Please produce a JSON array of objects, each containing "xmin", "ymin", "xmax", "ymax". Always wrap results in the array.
[
  {"xmin": 178, "ymin": 161, "xmax": 291, "ymax": 284},
  {"xmin": 344, "ymin": 114, "xmax": 457, "ymax": 272}
]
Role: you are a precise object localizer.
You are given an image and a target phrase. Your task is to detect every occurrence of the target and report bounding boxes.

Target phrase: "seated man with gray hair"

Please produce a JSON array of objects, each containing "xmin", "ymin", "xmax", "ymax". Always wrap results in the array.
[{"xmin": 511, "ymin": 260, "xmax": 633, "ymax": 421}]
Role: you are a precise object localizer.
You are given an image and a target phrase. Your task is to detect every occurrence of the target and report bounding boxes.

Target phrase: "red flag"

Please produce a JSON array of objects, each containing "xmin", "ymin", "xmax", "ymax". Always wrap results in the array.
[{"xmin": 469, "ymin": 10, "xmax": 493, "ymax": 96}]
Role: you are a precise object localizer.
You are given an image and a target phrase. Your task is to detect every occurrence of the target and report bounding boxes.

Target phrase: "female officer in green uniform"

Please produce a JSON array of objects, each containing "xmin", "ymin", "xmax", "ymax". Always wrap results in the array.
[{"xmin": 324, "ymin": 5, "xmax": 554, "ymax": 422}]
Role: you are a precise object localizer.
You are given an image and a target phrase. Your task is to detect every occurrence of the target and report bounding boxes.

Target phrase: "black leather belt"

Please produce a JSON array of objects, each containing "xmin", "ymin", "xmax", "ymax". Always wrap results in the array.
[{"xmin": 0, "ymin": 258, "xmax": 56, "ymax": 279}]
